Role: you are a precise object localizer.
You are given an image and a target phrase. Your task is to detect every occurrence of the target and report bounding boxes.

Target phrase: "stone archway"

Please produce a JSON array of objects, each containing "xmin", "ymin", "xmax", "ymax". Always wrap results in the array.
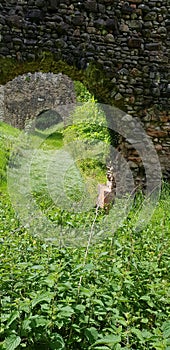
[
  {"xmin": 0, "ymin": 71, "xmax": 169, "ymax": 182},
  {"xmin": 1, "ymin": 72, "xmax": 76, "ymax": 129},
  {"xmin": 35, "ymin": 109, "xmax": 63, "ymax": 131}
]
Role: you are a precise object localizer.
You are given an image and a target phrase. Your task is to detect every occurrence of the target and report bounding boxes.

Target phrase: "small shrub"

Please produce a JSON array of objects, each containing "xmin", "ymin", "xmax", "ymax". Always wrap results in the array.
[{"xmin": 63, "ymin": 95, "xmax": 111, "ymax": 167}]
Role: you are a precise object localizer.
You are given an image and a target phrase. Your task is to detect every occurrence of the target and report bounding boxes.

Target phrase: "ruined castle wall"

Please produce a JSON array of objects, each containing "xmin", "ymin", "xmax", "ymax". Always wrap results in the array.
[{"xmin": 0, "ymin": 0, "xmax": 169, "ymax": 178}]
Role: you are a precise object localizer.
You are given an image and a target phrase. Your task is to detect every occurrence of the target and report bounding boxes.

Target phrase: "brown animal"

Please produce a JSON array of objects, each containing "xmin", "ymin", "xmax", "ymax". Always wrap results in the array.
[{"xmin": 97, "ymin": 162, "xmax": 116, "ymax": 211}]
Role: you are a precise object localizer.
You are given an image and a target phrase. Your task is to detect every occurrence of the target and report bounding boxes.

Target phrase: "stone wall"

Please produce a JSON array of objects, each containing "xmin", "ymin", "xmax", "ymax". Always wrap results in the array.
[
  {"xmin": 1, "ymin": 72, "xmax": 76, "ymax": 129},
  {"xmin": 0, "ymin": 0, "xmax": 169, "ymax": 110},
  {"xmin": 0, "ymin": 0, "xmax": 169, "ymax": 179}
]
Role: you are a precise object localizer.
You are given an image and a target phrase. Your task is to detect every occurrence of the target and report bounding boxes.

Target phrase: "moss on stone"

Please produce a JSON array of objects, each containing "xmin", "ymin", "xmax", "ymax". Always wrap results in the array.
[
  {"xmin": 0, "ymin": 54, "xmax": 81, "ymax": 85},
  {"xmin": 0, "ymin": 52, "xmax": 124, "ymax": 109}
]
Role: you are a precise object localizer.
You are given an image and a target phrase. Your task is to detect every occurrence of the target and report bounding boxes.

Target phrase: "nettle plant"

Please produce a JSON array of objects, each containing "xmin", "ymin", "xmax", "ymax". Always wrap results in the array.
[{"xmin": 0, "ymin": 188, "xmax": 170, "ymax": 350}]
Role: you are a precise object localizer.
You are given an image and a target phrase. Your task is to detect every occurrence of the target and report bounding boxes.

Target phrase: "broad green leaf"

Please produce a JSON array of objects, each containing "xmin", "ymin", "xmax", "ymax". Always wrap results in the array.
[
  {"xmin": 72, "ymin": 264, "xmax": 83, "ymax": 273},
  {"xmin": 140, "ymin": 295, "xmax": 154, "ymax": 307},
  {"xmin": 58, "ymin": 306, "xmax": 74, "ymax": 318},
  {"xmin": 83, "ymin": 263, "xmax": 94, "ymax": 271},
  {"xmin": 141, "ymin": 318, "xmax": 149, "ymax": 324},
  {"xmin": 1, "ymin": 314, "xmax": 11, "ymax": 323},
  {"xmin": 32, "ymin": 292, "xmax": 54, "ymax": 308},
  {"xmin": 50, "ymin": 333, "xmax": 65, "ymax": 350},
  {"xmin": 31, "ymin": 265, "xmax": 44, "ymax": 270},
  {"xmin": 85, "ymin": 327, "xmax": 99, "ymax": 343},
  {"xmin": 43, "ymin": 274, "xmax": 56, "ymax": 288},
  {"xmin": 92, "ymin": 335, "xmax": 121, "ymax": 347},
  {"xmin": 7, "ymin": 311, "xmax": 20, "ymax": 327},
  {"xmin": 80, "ymin": 287, "xmax": 93, "ymax": 297},
  {"xmin": 93, "ymin": 299, "xmax": 105, "ymax": 306},
  {"xmin": 141, "ymin": 330, "xmax": 153, "ymax": 339},
  {"xmin": 75, "ymin": 304, "xmax": 86, "ymax": 313},
  {"xmin": 57, "ymin": 282, "xmax": 72, "ymax": 291},
  {"xmin": 21, "ymin": 319, "xmax": 31, "ymax": 332},
  {"xmin": 99, "ymin": 252, "xmax": 108, "ymax": 257},
  {"xmin": 31, "ymin": 316, "xmax": 49, "ymax": 328},
  {"xmin": 3, "ymin": 335, "xmax": 21, "ymax": 350},
  {"xmin": 131, "ymin": 328, "xmax": 144, "ymax": 341},
  {"xmin": 162, "ymin": 320, "xmax": 170, "ymax": 339},
  {"xmin": 18, "ymin": 301, "xmax": 30, "ymax": 314}
]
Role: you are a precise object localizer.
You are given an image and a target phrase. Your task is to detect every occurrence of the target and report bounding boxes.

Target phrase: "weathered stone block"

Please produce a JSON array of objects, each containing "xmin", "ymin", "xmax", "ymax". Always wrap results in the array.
[
  {"xmin": 84, "ymin": 0, "xmax": 98, "ymax": 12},
  {"xmin": 145, "ymin": 43, "xmax": 160, "ymax": 50},
  {"xmin": 128, "ymin": 37, "xmax": 142, "ymax": 48}
]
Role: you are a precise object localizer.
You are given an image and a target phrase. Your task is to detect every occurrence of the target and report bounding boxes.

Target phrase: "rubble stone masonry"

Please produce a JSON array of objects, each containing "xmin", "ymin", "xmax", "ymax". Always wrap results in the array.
[{"xmin": 0, "ymin": 0, "xmax": 169, "ymax": 180}]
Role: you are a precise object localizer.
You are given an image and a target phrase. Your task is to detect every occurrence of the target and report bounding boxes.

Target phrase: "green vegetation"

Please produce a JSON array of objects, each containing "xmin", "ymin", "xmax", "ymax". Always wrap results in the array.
[
  {"xmin": 0, "ymin": 123, "xmax": 20, "ymax": 188},
  {"xmin": 0, "ymin": 83, "xmax": 170, "ymax": 350},
  {"xmin": 63, "ymin": 84, "xmax": 111, "ymax": 183},
  {"xmin": 0, "ymin": 175, "xmax": 170, "ymax": 349}
]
